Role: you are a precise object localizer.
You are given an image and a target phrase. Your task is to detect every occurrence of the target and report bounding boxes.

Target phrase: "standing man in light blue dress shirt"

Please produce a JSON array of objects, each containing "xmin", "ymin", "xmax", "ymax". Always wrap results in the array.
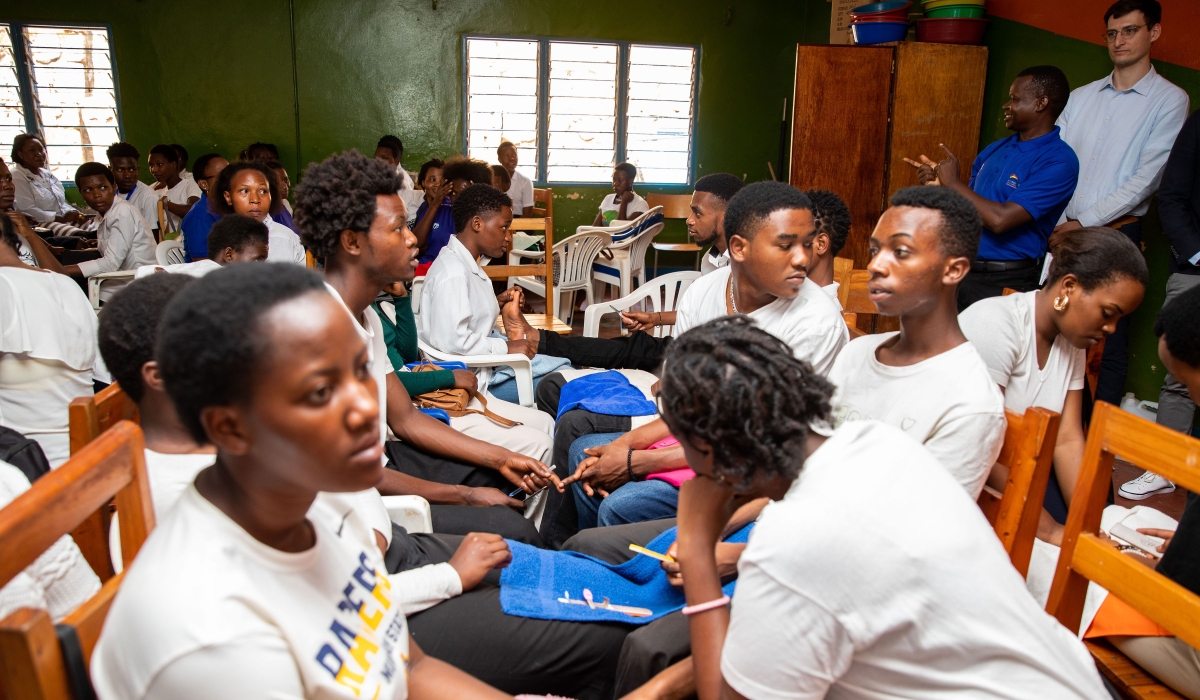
[{"xmin": 1054, "ymin": 0, "xmax": 1188, "ymax": 427}]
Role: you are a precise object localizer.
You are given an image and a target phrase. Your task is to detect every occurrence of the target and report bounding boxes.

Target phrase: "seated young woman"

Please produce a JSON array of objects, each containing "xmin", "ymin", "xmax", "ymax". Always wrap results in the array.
[
  {"xmin": 637, "ymin": 315, "xmax": 1107, "ymax": 700},
  {"xmin": 0, "ymin": 211, "xmax": 98, "ymax": 467},
  {"xmin": 147, "ymin": 143, "xmax": 201, "ymax": 231},
  {"xmin": 9, "ymin": 133, "xmax": 95, "ymax": 237},
  {"xmin": 1, "ymin": 156, "xmax": 69, "ymax": 269},
  {"xmin": 960, "ymin": 226, "xmax": 1147, "ymax": 538},
  {"xmin": 411, "ymin": 157, "xmax": 491, "ymax": 272},
  {"xmin": 89, "ymin": 264, "xmax": 515, "ymax": 700},
  {"xmin": 211, "ymin": 160, "xmax": 306, "ymax": 265}
]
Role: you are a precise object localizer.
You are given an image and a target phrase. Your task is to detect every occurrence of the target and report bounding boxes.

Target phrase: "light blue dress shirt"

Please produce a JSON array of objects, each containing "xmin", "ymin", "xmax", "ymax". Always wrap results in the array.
[{"xmin": 1056, "ymin": 66, "xmax": 1189, "ymax": 227}]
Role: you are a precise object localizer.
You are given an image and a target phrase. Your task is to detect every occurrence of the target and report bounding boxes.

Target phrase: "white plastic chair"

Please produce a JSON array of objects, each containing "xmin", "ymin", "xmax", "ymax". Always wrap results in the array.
[
  {"xmin": 588, "ymin": 207, "xmax": 666, "ymax": 301},
  {"xmin": 155, "ymin": 239, "xmax": 185, "ymax": 265},
  {"xmin": 410, "ymin": 276, "xmax": 426, "ymax": 322},
  {"xmin": 416, "ymin": 338, "xmax": 536, "ymax": 407},
  {"xmin": 583, "ymin": 270, "xmax": 701, "ymax": 338},
  {"xmin": 507, "ymin": 230, "xmax": 612, "ymax": 325},
  {"xmin": 381, "ymin": 495, "xmax": 433, "ymax": 534},
  {"xmin": 87, "ymin": 270, "xmax": 138, "ymax": 310}
]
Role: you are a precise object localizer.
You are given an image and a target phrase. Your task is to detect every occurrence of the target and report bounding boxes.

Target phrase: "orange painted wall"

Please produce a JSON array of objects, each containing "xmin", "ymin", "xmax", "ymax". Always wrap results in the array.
[{"xmin": 987, "ymin": 0, "xmax": 1200, "ymax": 71}]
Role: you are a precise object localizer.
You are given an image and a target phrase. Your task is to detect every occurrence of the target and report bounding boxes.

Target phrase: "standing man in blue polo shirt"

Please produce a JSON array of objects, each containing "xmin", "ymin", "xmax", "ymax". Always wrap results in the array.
[
  {"xmin": 909, "ymin": 65, "xmax": 1078, "ymax": 310},
  {"xmin": 179, "ymin": 152, "xmax": 228, "ymax": 261}
]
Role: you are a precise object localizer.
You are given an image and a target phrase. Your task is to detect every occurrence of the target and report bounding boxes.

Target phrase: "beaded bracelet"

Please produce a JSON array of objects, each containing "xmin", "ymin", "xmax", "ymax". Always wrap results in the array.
[
  {"xmin": 682, "ymin": 595, "xmax": 731, "ymax": 616},
  {"xmin": 627, "ymin": 447, "xmax": 637, "ymax": 483}
]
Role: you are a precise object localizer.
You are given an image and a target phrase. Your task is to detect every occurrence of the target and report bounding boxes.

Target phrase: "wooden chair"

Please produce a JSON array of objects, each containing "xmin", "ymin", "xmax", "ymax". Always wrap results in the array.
[
  {"xmin": 841, "ymin": 265, "xmax": 877, "ymax": 336},
  {"xmin": 0, "ymin": 421, "xmax": 155, "ymax": 700},
  {"xmin": 645, "ymin": 193, "xmax": 702, "ymax": 277},
  {"xmin": 532, "ymin": 187, "xmax": 553, "ymax": 219},
  {"xmin": 66, "ymin": 384, "xmax": 139, "ymax": 582},
  {"xmin": 1045, "ymin": 401, "xmax": 1200, "ymax": 699},
  {"xmin": 976, "ymin": 407, "xmax": 1061, "ymax": 576},
  {"xmin": 490, "ymin": 216, "xmax": 557, "ymax": 319}
]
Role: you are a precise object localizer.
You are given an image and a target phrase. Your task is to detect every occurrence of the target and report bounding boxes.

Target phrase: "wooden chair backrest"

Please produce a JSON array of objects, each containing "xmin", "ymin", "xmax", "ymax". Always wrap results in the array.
[
  {"xmin": 645, "ymin": 193, "xmax": 692, "ymax": 220},
  {"xmin": 532, "ymin": 187, "xmax": 553, "ymax": 218},
  {"xmin": 487, "ymin": 216, "xmax": 556, "ymax": 318},
  {"xmin": 0, "ymin": 421, "xmax": 154, "ymax": 700},
  {"xmin": 832, "ymin": 257, "xmax": 853, "ymax": 310},
  {"xmin": 67, "ymin": 384, "xmax": 139, "ymax": 581},
  {"xmin": 976, "ymin": 407, "xmax": 1060, "ymax": 576},
  {"xmin": 1046, "ymin": 401, "xmax": 1200, "ymax": 650}
]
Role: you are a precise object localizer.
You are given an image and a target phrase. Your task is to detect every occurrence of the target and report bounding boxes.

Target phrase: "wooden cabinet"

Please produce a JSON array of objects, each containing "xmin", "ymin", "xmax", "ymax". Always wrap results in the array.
[{"xmin": 788, "ymin": 42, "xmax": 988, "ymax": 268}]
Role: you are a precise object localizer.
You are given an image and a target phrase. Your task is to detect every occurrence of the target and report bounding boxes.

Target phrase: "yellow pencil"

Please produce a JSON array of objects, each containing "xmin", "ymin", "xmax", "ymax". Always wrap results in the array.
[{"xmin": 629, "ymin": 543, "xmax": 675, "ymax": 563}]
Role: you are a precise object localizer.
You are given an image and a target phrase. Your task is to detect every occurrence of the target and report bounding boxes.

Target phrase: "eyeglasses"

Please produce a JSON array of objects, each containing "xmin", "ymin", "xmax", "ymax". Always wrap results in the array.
[{"xmin": 1103, "ymin": 24, "xmax": 1145, "ymax": 43}]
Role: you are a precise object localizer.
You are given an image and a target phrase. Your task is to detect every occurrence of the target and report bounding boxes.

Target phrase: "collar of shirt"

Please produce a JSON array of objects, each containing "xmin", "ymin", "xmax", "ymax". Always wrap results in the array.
[
  {"xmin": 446, "ymin": 234, "xmax": 491, "ymax": 283},
  {"xmin": 1009, "ymin": 126, "xmax": 1064, "ymax": 153},
  {"xmin": 1099, "ymin": 65, "xmax": 1160, "ymax": 97}
]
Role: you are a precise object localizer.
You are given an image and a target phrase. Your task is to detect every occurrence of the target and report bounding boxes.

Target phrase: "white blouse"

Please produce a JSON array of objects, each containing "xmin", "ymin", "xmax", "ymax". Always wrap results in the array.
[{"xmin": 11, "ymin": 162, "xmax": 76, "ymax": 225}]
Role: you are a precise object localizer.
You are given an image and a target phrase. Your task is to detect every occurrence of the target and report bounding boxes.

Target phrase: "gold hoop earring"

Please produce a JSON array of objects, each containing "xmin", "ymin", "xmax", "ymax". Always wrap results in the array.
[{"xmin": 1053, "ymin": 295, "xmax": 1069, "ymax": 312}]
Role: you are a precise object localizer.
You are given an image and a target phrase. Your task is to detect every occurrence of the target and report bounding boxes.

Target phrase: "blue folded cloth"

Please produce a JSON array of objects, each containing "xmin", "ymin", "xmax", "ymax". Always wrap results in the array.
[
  {"xmin": 499, "ymin": 524, "xmax": 753, "ymax": 624},
  {"xmin": 556, "ymin": 371, "xmax": 658, "ymax": 421}
]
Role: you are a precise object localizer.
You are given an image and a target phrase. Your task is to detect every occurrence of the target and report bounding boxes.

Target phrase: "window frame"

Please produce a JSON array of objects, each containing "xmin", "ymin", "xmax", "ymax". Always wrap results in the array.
[
  {"xmin": 462, "ymin": 34, "xmax": 699, "ymax": 188},
  {"xmin": 2, "ymin": 19, "xmax": 125, "ymax": 186}
]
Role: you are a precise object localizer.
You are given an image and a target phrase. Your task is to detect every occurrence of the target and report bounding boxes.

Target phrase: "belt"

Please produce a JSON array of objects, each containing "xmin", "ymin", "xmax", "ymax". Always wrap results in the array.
[
  {"xmin": 971, "ymin": 258, "xmax": 1043, "ymax": 273},
  {"xmin": 1105, "ymin": 215, "xmax": 1140, "ymax": 229}
]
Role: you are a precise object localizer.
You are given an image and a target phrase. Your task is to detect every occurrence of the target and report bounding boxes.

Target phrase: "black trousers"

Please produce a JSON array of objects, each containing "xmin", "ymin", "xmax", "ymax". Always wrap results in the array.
[
  {"xmin": 399, "ymin": 526, "xmax": 633, "ymax": 700},
  {"xmin": 957, "ymin": 263, "xmax": 1043, "ymax": 312},
  {"xmin": 384, "ymin": 440, "xmax": 544, "ymax": 546},
  {"xmin": 1095, "ymin": 221, "xmax": 1143, "ymax": 406},
  {"xmin": 539, "ymin": 329, "xmax": 670, "ymax": 373},
  {"xmin": 563, "ymin": 518, "xmax": 687, "ymax": 697}
]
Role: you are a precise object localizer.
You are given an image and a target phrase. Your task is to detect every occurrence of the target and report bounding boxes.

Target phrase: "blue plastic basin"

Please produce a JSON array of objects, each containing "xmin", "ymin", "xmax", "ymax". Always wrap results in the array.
[
  {"xmin": 851, "ymin": 20, "xmax": 911, "ymax": 44},
  {"xmin": 850, "ymin": 0, "xmax": 911, "ymax": 14}
]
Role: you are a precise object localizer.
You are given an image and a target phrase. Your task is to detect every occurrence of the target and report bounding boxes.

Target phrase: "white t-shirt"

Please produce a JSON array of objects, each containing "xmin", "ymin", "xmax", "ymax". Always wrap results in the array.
[
  {"xmin": 505, "ymin": 170, "xmax": 535, "ymax": 213},
  {"xmin": 674, "ymin": 268, "xmax": 848, "ymax": 375},
  {"xmin": 827, "ymin": 333, "xmax": 1006, "ymax": 498},
  {"xmin": 154, "ymin": 177, "xmax": 202, "ymax": 231},
  {"xmin": 395, "ymin": 165, "xmax": 415, "ymax": 191},
  {"xmin": 0, "ymin": 266, "xmax": 97, "ymax": 466},
  {"xmin": 823, "ymin": 281, "xmax": 842, "ymax": 309},
  {"xmin": 399, "ymin": 190, "xmax": 425, "ymax": 229},
  {"xmin": 135, "ymin": 258, "xmax": 222, "ymax": 279},
  {"xmin": 266, "ymin": 214, "xmax": 307, "ymax": 265},
  {"xmin": 721, "ymin": 420, "xmax": 1108, "ymax": 700},
  {"xmin": 960, "ymin": 291, "xmax": 1086, "ymax": 415},
  {"xmin": 124, "ymin": 182, "xmax": 162, "ymax": 231},
  {"xmin": 599, "ymin": 192, "xmax": 649, "ymax": 225},
  {"xmin": 326, "ymin": 284, "xmax": 394, "ymax": 444},
  {"xmin": 91, "ymin": 486, "xmax": 412, "ymax": 700}
]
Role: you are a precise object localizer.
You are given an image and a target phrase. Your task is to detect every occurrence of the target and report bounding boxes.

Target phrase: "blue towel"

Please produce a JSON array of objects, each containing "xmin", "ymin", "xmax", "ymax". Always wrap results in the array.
[
  {"xmin": 499, "ymin": 524, "xmax": 753, "ymax": 624},
  {"xmin": 556, "ymin": 371, "xmax": 658, "ymax": 421}
]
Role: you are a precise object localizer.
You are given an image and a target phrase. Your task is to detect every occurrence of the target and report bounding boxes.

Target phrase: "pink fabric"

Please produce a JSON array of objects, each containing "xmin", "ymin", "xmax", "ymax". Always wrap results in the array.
[{"xmin": 644, "ymin": 436, "xmax": 696, "ymax": 487}]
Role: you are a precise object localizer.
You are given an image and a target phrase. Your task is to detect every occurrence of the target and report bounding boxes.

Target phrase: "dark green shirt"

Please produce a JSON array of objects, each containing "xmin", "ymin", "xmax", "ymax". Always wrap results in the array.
[{"xmin": 372, "ymin": 295, "xmax": 456, "ymax": 396}]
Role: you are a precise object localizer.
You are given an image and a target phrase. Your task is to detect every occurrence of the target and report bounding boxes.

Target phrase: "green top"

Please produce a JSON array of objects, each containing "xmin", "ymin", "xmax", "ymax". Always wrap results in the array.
[{"xmin": 371, "ymin": 294, "xmax": 457, "ymax": 396}]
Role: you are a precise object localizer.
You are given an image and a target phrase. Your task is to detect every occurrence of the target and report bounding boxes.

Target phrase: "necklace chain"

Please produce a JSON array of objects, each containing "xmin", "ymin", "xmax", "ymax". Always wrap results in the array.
[{"xmin": 728, "ymin": 277, "xmax": 739, "ymax": 314}]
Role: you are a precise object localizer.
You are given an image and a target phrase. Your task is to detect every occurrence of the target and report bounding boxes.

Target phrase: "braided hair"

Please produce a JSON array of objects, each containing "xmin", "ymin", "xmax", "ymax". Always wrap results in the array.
[{"xmin": 659, "ymin": 316, "xmax": 834, "ymax": 489}]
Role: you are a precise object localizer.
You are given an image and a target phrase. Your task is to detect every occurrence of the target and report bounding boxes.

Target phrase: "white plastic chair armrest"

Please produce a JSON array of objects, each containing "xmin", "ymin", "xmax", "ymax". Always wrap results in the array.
[
  {"xmin": 381, "ymin": 495, "xmax": 433, "ymax": 534},
  {"xmin": 87, "ymin": 270, "xmax": 138, "ymax": 309},
  {"xmin": 508, "ymin": 248, "xmax": 548, "ymax": 259},
  {"xmin": 417, "ymin": 340, "xmax": 536, "ymax": 406}
]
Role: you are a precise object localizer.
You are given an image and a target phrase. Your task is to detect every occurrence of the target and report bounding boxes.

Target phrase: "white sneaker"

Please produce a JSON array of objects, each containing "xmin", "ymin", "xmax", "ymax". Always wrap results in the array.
[{"xmin": 1118, "ymin": 471, "xmax": 1176, "ymax": 500}]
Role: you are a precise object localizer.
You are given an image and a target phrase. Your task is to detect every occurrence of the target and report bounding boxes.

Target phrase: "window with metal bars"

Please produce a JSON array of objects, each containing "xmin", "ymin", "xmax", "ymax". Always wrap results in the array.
[
  {"xmin": 1, "ymin": 22, "xmax": 122, "ymax": 184},
  {"xmin": 464, "ymin": 36, "xmax": 697, "ymax": 186}
]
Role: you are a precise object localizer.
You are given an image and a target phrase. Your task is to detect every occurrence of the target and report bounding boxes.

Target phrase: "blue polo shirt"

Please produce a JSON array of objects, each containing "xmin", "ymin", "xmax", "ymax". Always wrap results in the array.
[
  {"xmin": 179, "ymin": 192, "xmax": 221, "ymax": 262},
  {"xmin": 415, "ymin": 197, "xmax": 455, "ymax": 264},
  {"xmin": 969, "ymin": 127, "xmax": 1079, "ymax": 261}
]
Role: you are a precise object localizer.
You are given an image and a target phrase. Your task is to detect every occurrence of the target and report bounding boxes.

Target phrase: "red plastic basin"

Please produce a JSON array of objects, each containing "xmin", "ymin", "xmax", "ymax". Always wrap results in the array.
[
  {"xmin": 915, "ymin": 17, "xmax": 990, "ymax": 44},
  {"xmin": 853, "ymin": 10, "xmax": 911, "ymax": 21}
]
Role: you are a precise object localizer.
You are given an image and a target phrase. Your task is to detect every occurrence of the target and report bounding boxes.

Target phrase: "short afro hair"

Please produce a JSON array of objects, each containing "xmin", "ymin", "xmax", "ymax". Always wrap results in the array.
[
  {"xmin": 208, "ymin": 215, "xmax": 269, "ymax": 255},
  {"xmin": 376, "ymin": 135, "xmax": 403, "ymax": 159},
  {"xmin": 245, "ymin": 142, "xmax": 279, "ymax": 160},
  {"xmin": 723, "ymin": 181, "xmax": 813, "ymax": 244},
  {"xmin": 157, "ymin": 264, "xmax": 327, "ymax": 444},
  {"xmin": 418, "ymin": 158, "xmax": 445, "ymax": 186},
  {"xmin": 1155, "ymin": 284, "xmax": 1200, "ymax": 369},
  {"xmin": 106, "ymin": 142, "xmax": 140, "ymax": 162},
  {"xmin": 1105, "ymin": 0, "xmax": 1160, "ymax": 27},
  {"xmin": 191, "ymin": 152, "xmax": 225, "ymax": 181},
  {"xmin": 170, "ymin": 144, "xmax": 189, "ymax": 168},
  {"xmin": 11, "ymin": 133, "xmax": 44, "ymax": 169},
  {"xmin": 659, "ymin": 315, "xmax": 833, "ymax": 491},
  {"xmin": 98, "ymin": 274, "xmax": 195, "ymax": 404},
  {"xmin": 149, "ymin": 144, "xmax": 180, "ymax": 164},
  {"xmin": 615, "ymin": 162, "xmax": 637, "ymax": 181},
  {"xmin": 442, "ymin": 156, "xmax": 493, "ymax": 186},
  {"xmin": 74, "ymin": 162, "xmax": 115, "ymax": 185},
  {"xmin": 805, "ymin": 189, "xmax": 852, "ymax": 256},
  {"xmin": 888, "ymin": 186, "xmax": 980, "ymax": 260},
  {"xmin": 212, "ymin": 161, "xmax": 281, "ymax": 216},
  {"xmin": 694, "ymin": 173, "xmax": 745, "ymax": 204},
  {"xmin": 1046, "ymin": 226, "xmax": 1148, "ymax": 291},
  {"xmin": 452, "ymin": 184, "xmax": 512, "ymax": 233},
  {"xmin": 1017, "ymin": 65, "xmax": 1071, "ymax": 119},
  {"xmin": 294, "ymin": 150, "xmax": 399, "ymax": 259},
  {"xmin": 497, "ymin": 140, "xmax": 517, "ymax": 156},
  {"xmin": 490, "ymin": 164, "xmax": 511, "ymax": 191}
]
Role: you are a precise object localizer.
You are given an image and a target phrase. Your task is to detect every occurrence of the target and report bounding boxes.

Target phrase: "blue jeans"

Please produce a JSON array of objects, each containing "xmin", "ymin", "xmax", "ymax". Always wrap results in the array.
[
  {"xmin": 488, "ymin": 373, "xmax": 543, "ymax": 404},
  {"xmin": 569, "ymin": 433, "xmax": 681, "ymax": 530}
]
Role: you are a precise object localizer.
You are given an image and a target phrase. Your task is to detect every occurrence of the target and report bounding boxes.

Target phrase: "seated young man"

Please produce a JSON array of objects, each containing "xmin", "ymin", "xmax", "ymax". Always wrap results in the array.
[
  {"xmin": 178, "ymin": 152, "xmax": 229, "ymax": 261},
  {"xmin": 295, "ymin": 152, "xmax": 559, "ymax": 543},
  {"xmin": 107, "ymin": 141, "xmax": 161, "ymax": 238},
  {"xmin": 554, "ymin": 182, "xmax": 849, "ymax": 538},
  {"xmin": 57, "ymin": 162, "xmax": 158, "ymax": 302},
  {"xmin": 419, "ymin": 183, "xmax": 568, "ymax": 407},
  {"xmin": 136, "ymin": 214, "xmax": 268, "ymax": 278},
  {"xmin": 827, "ymin": 186, "xmax": 1005, "ymax": 498},
  {"xmin": 147, "ymin": 143, "xmax": 201, "ymax": 230},
  {"xmin": 591, "ymin": 162, "xmax": 649, "ymax": 227},
  {"xmin": 802, "ymin": 188, "xmax": 852, "ymax": 298},
  {"xmin": 645, "ymin": 315, "xmax": 1107, "ymax": 699}
]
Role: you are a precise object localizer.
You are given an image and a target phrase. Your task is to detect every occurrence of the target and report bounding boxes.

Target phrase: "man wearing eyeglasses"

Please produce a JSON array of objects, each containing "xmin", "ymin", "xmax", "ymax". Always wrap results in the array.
[{"xmin": 1054, "ymin": 0, "xmax": 1188, "ymax": 418}]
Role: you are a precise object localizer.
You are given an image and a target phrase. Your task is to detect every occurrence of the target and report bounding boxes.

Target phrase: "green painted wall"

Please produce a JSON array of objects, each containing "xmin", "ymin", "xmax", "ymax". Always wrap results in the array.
[
  {"xmin": 9, "ymin": 0, "xmax": 830, "ymax": 258},
  {"xmin": 979, "ymin": 17, "xmax": 1200, "ymax": 409}
]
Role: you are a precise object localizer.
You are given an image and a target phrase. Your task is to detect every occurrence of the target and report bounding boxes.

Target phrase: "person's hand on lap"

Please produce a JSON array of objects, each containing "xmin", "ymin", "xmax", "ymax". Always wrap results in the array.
[
  {"xmin": 562, "ymin": 441, "xmax": 635, "ymax": 497},
  {"xmin": 448, "ymin": 533, "xmax": 512, "ymax": 590},
  {"xmin": 452, "ymin": 370, "xmax": 478, "ymax": 393},
  {"xmin": 463, "ymin": 486, "xmax": 526, "ymax": 510},
  {"xmin": 494, "ymin": 452, "xmax": 560, "ymax": 493}
]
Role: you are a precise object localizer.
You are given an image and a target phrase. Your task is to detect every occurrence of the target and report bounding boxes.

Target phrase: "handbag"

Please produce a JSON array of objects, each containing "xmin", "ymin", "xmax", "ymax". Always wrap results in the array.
[{"xmin": 409, "ymin": 362, "xmax": 521, "ymax": 428}]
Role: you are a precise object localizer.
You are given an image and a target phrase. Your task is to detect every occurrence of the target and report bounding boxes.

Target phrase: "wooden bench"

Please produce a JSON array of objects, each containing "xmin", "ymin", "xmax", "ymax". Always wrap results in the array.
[
  {"xmin": 0, "ymin": 421, "xmax": 154, "ymax": 700},
  {"xmin": 1046, "ymin": 401, "xmax": 1200, "ymax": 699}
]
